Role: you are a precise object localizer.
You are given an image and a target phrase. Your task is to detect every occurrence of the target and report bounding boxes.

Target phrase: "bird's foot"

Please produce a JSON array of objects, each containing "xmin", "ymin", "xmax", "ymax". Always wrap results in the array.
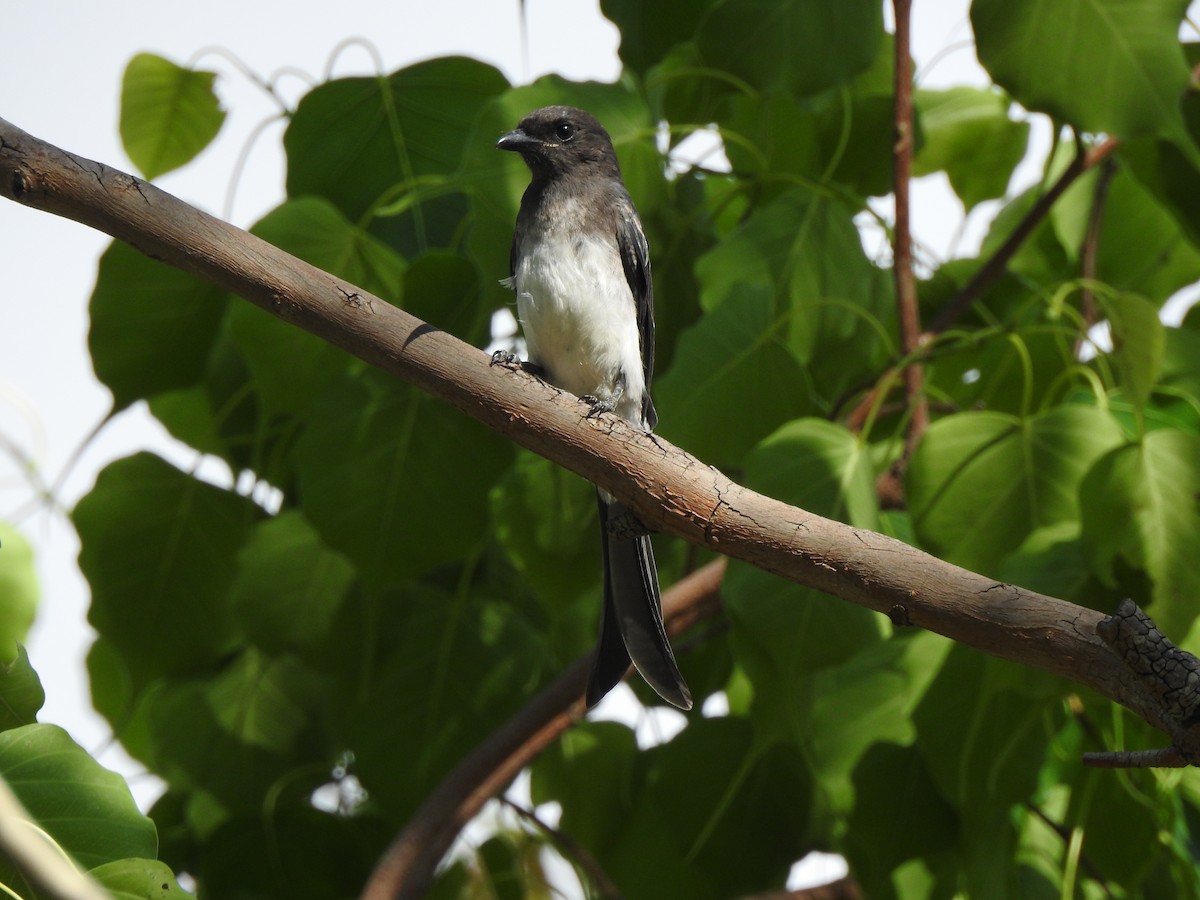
[
  {"xmin": 580, "ymin": 394, "xmax": 617, "ymax": 419},
  {"xmin": 490, "ymin": 350, "xmax": 546, "ymax": 378}
]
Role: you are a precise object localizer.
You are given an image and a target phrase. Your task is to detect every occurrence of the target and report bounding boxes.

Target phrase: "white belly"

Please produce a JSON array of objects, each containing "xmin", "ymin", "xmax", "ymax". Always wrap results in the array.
[{"xmin": 510, "ymin": 230, "xmax": 647, "ymax": 425}]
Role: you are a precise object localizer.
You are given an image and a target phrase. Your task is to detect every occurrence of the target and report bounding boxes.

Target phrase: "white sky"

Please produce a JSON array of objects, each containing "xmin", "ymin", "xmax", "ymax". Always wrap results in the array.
[{"xmin": 6, "ymin": 1, "xmax": 1193, "ymax": 890}]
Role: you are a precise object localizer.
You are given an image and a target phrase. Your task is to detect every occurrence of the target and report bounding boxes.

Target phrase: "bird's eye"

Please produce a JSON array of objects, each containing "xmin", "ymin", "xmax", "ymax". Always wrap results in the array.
[{"xmin": 555, "ymin": 122, "xmax": 575, "ymax": 142}]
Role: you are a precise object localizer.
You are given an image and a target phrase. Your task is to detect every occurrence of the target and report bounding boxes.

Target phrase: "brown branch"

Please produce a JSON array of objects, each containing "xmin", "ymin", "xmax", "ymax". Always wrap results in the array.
[
  {"xmin": 924, "ymin": 136, "xmax": 1120, "ymax": 337},
  {"xmin": 1082, "ymin": 747, "xmax": 1186, "ymax": 769},
  {"xmin": 3, "ymin": 117, "xmax": 1200, "ymax": 888},
  {"xmin": 361, "ymin": 560, "xmax": 726, "ymax": 900},
  {"xmin": 1077, "ymin": 155, "xmax": 1117, "ymax": 334},
  {"xmin": 890, "ymin": 0, "xmax": 927, "ymax": 461}
]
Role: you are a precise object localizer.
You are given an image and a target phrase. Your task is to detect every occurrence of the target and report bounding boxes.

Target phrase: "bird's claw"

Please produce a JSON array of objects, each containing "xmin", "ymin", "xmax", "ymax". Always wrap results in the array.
[
  {"xmin": 491, "ymin": 351, "xmax": 547, "ymax": 379},
  {"xmin": 581, "ymin": 394, "xmax": 616, "ymax": 419}
]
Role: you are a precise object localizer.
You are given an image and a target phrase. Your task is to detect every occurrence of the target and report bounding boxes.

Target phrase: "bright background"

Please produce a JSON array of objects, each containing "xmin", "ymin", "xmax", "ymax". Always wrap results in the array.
[{"xmin": 4, "ymin": 0, "xmax": 1195, "ymax": 889}]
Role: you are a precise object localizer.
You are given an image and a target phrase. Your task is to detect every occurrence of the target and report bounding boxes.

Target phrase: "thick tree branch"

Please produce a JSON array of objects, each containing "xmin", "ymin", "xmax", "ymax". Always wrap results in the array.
[{"xmin": 3, "ymin": 117, "xmax": 1200, "ymax": 892}]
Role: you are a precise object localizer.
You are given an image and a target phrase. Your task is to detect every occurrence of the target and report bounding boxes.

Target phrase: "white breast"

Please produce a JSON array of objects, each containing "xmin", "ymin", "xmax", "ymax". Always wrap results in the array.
[{"xmin": 509, "ymin": 211, "xmax": 647, "ymax": 425}]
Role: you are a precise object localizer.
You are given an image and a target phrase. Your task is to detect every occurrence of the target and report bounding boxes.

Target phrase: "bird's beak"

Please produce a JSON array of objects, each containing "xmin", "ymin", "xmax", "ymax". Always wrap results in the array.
[{"xmin": 496, "ymin": 128, "xmax": 539, "ymax": 152}]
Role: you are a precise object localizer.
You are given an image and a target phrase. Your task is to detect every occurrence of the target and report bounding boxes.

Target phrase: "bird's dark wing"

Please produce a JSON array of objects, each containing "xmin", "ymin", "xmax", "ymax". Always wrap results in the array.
[{"xmin": 614, "ymin": 192, "xmax": 656, "ymax": 428}]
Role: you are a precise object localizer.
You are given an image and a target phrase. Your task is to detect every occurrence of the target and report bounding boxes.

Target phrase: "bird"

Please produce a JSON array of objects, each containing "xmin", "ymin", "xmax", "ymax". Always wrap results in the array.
[{"xmin": 496, "ymin": 106, "xmax": 693, "ymax": 711}]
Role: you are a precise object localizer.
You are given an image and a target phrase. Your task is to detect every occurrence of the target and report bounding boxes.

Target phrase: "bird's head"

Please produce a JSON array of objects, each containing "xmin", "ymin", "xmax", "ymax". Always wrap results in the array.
[{"xmin": 496, "ymin": 106, "xmax": 621, "ymax": 181}]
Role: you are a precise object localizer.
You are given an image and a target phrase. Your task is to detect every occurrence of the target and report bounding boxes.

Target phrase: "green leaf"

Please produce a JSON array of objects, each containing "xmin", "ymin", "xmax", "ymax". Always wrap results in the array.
[
  {"xmin": 89, "ymin": 859, "xmax": 191, "ymax": 899},
  {"xmin": 339, "ymin": 584, "xmax": 536, "ymax": 817},
  {"xmin": 746, "ymin": 418, "xmax": 880, "ymax": 529},
  {"xmin": 972, "ymin": 0, "xmax": 1192, "ymax": 140},
  {"xmin": 1095, "ymin": 170, "xmax": 1200, "ymax": 303},
  {"xmin": 1055, "ymin": 162, "xmax": 1200, "ymax": 305},
  {"xmin": 843, "ymin": 742, "xmax": 959, "ymax": 896},
  {"xmin": 913, "ymin": 87, "xmax": 1030, "ymax": 208},
  {"xmin": 489, "ymin": 452, "xmax": 600, "ymax": 617},
  {"xmin": 74, "ymin": 452, "xmax": 258, "ymax": 682},
  {"xmin": 979, "ymin": 183, "xmax": 1073, "ymax": 289},
  {"xmin": 694, "ymin": 184, "xmax": 888, "ymax": 369},
  {"xmin": 542, "ymin": 719, "xmax": 812, "ymax": 900},
  {"xmin": 697, "ymin": 0, "xmax": 884, "ymax": 97},
  {"xmin": 908, "ymin": 406, "xmax": 1125, "ymax": 573},
  {"xmin": 139, "ymin": 664, "xmax": 325, "ymax": 815},
  {"xmin": 1064, "ymin": 766, "xmax": 1161, "ymax": 885},
  {"xmin": 531, "ymin": 722, "xmax": 640, "ymax": 851},
  {"xmin": 996, "ymin": 523, "xmax": 1107, "ymax": 607},
  {"xmin": 926, "ymin": 328, "xmax": 1079, "ymax": 418},
  {"xmin": 1122, "ymin": 108, "xmax": 1200, "ymax": 247},
  {"xmin": 0, "ymin": 646, "xmax": 44, "ymax": 731},
  {"xmin": 0, "ymin": 523, "xmax": 38, "ymax": 664},
  {"xmin": 654, "ymin": 286, "xmax": 808, "ymax": 467},
  {"xmin": 1101, "ymin": 293, "xmax": 1165, "ymax": 408},
  {"xmin": 726, "ymin": 566, "xmax": 887, "ymax": 742},
  {"xmin": 401, "ymin": 251, "xmax": 490, "ymax": 347},
  {"xmin": 801, "ymin": 631, "xmax": 952, "ymax": 811},
  {"xmin": 724, "ymin": 422, "xmax": 890, "ymax": 735},
  {"xmin": 120, "ymin": 53, "xmax": 225, "ymax": 179},
  {"xmin": 915, "ymin": 648, "xmax": 1058, "ymax": 814},
  {"xmin": 600, "ymin": 0, "xmax": 720, "ymax": 73},
  {"xmin": 89, "ymin": 242, "xmax": 228, "ymax": 410},
  {"xmin": 0, "ymin": 724, "xmax": 156, "ymax": 872},
  {"xmin": 1080, "ymin": 430, "xmax": 1200, "ymax": 636},
  {"xmin": 284, "ymin": 57, "xmax": 509, "ymax": 256},
  {"xmin": 231, "ymin": 512, "xmax": 356, "ymax": 654},
  {"xmin": 203, "ymin": 650, "xmax": 325, "ymax": 755},
  {"xmin": 198, "ymin": 806, "xmax": 389, "ymax": 900},
  {"xmin": 293, "ymin": 371, "xmax": 513, "ymax": 585}
]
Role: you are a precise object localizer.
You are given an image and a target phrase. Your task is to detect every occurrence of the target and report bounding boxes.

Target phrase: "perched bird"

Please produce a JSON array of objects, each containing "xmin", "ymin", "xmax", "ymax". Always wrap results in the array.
[{"xmin": 497, "ymin": 106, "xmax": 692, "ymax": 711}]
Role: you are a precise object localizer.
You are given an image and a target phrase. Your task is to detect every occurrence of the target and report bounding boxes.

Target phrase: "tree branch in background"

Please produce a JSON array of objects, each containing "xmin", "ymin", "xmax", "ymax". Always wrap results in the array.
[
  {"xmin": 889, "ymin": 0, "xmax": 927, "ymax": 457},
  {"xmin": 2, "ymin": 119, "xmax": 1199, "ymax": 895},
  {"xmin": 1078, "ymin": 154, "xmax": 1117, "ymax": 336},
  {"xmin": 924, "ymin": 136, "xmax": 1120, "ymax": 336}
]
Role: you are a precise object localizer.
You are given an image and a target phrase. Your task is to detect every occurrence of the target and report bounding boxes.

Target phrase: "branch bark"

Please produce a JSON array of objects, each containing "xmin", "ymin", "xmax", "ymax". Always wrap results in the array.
[
  {"xmin": 2, "ymin": 117, "xmax": 1198, "ymax": 891},
  {"xmin": 890, "ymin": 0, "xmax": 927, "ymax": 456}
]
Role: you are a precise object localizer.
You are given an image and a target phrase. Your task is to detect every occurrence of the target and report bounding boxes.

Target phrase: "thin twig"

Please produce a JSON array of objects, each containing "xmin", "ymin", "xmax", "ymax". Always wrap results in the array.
[
  {"xmin": 499, "ymin": 797, "xmax": 624, "ymax": 899},
  {"xmin": 1082, "ymin": 747, "xmax": 1187, "ymax": 768},
  {"xmin": 1024, "ymin": 803, "xmax": 1114, "ymax": 894}
]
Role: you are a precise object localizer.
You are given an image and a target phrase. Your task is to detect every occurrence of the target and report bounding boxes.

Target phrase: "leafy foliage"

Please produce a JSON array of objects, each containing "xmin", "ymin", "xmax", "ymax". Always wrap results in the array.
[
  {"xmin": 120, "ymin": 53, "xmax": 226, "ymax": 180},
  {"xmin": 5, "ymin": 0, "xmax": 1200, "ymax": 895}
]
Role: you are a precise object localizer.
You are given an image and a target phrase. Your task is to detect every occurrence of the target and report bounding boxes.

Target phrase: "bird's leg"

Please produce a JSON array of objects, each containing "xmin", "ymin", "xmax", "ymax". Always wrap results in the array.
[{"xmin": 581, "ymin": 371, "xmax": 625, "ymax": 419}]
